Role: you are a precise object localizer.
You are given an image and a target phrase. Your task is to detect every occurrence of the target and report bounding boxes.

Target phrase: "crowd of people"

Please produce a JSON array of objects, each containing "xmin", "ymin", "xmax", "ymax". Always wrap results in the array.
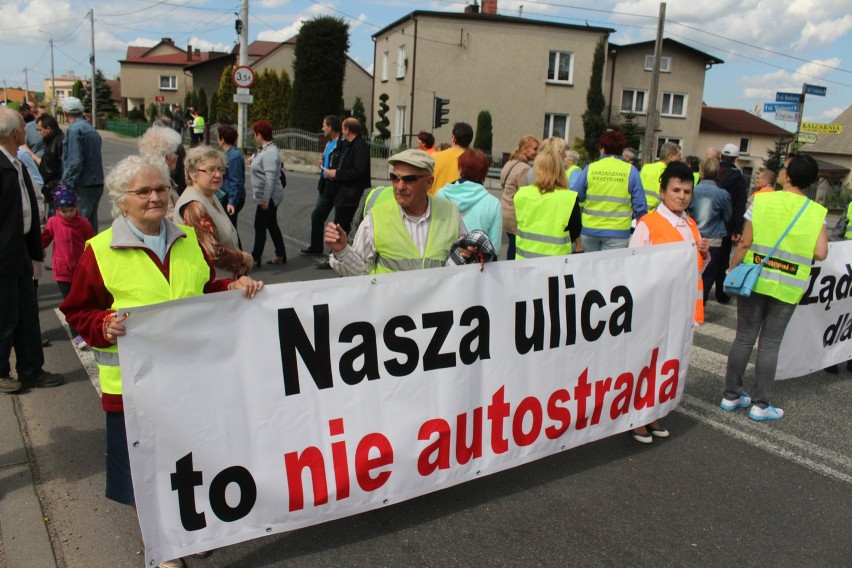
[{"xmin": 0, "ymin": 101, "xmax": 836, "ymax": 566}]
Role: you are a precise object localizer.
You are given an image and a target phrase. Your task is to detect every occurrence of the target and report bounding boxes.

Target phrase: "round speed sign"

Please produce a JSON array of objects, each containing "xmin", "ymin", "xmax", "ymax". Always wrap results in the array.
[{"xmin": 232, "ymin": 66, "xmax": 255, "ymax": 88}]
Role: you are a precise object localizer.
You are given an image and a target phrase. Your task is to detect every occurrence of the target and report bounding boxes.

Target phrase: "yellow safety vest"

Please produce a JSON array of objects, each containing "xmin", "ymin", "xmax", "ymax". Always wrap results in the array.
[
  {"xmin": 89, "ymin": 226, "xmax": 209, "ymax": 395},
  {"xmin": 745, "ymin": 192, "xmax": 826, "ymax": 304},
  {"xmin": 845, "ymin": 202, "xmax": 852, "ymax": 240},
  {"xmin": 566, "ymin": 164, "xmax": 581, "ymax": 186},
  {"xmin": 640, "ymin": 161, "xmax": 666, "ymax": 212},
  {"xmin": 514, "ymin": 185, "xmax": 576, "ymax": 259},
  {"xmin": 371, "ymin": 197, "xmax": 458, "ymax": 274},
  {"xmin": 692, "ymin": 172, "xmax": 699, "ymax": 187},
  {"xmin": 582, "ymin": 157, "xmax": 635, "ymax": 231},
  {"xmin": 363, "ymin": 186, "xmax": 394, "ymax": 217},
  {"xmin": 193, "ymin": 116, "xmax": 205, "ymax": 134}
]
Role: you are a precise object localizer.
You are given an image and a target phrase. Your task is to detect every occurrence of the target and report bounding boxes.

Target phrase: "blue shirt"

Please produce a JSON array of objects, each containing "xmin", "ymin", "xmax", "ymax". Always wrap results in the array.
[
  {"xmin": 221, "ymin": 145, "xmax": 246, "ymax": 206},
  {"xmin": 572, "ymin": 154, "xmax": 647, "ymax": 238},
  {"xmin": 322, "ymin": 138, "xmax": 338, "ymax": 178}
]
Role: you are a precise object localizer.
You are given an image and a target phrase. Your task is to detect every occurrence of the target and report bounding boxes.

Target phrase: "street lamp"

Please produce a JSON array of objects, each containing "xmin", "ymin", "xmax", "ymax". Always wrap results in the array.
[{"xmin": 38, "ymin": 29, "xmax": 56, "ymax": 114}]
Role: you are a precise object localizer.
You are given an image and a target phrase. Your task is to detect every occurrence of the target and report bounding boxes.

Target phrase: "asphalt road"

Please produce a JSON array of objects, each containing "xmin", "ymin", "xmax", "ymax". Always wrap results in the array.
[{"xmin": 2, "ymin": 136, "xmax": 851, "ymax": 568}]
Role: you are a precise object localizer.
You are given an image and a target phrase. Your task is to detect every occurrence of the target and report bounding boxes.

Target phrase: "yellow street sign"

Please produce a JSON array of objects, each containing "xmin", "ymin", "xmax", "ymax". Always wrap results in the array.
[{"xmin": 801, "ymin": 123, "xmax": 843, "ymax": 134}]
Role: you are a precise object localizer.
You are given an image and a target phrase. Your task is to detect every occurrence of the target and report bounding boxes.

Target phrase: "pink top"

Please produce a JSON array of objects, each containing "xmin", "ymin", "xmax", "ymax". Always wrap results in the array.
[{"xmin": 42, "ymin": 211, "xmax": 94, "ymax": 283}]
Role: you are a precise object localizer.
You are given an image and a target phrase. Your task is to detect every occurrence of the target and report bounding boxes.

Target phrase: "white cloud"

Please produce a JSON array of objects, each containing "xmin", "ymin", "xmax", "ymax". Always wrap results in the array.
[
  {"xmin": 739, "ymin": 58, "xmax": 840, "ymax": 100},
  {"xmin": 795, "ymin": 14, "xmax": 852, "ymax": 48},
  {"xmin": 818, "ymin": 106, "xmax": 845, "ymax": 121},
  {"xmin": 257, "ymin": 0, "xmax": 291, "ymax": 8},
  {"xmin": 0, "ymin": 0, "xmax": 75, "ymax": 44},
  {"xmin": 127, "ymin": 37, "xmax": 158, "ymax": 48},
  {"xmin": 189, "ymin": 37, "xmax": 232, "ymax": 53},
  {"xmin": 257, "ymin": 18, "xmax": 305, "ymax": 42}
]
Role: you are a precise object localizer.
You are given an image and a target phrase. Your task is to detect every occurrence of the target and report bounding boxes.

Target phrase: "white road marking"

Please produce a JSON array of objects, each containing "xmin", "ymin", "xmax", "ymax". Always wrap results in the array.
[{"xmin": 54, "ymin": 308, "xmax": 101, "ymax": 396}]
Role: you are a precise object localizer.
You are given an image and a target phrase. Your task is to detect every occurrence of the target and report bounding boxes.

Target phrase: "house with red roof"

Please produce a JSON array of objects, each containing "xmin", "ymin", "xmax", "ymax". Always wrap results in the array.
[
  {"xmin": 119, "ymin": 38, "xmax": 226, "ymax": 116},
  {"xmin": 697, "ymin": 106, "xmax": 793, "ymax": 178}
]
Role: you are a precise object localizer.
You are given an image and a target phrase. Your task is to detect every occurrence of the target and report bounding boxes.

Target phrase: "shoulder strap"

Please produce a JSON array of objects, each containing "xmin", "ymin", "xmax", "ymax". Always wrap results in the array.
[
  {"xmin": 758, "ymin": 199, "xmax": 810, "ymax": 267},
  {"xmin": 500, "ymin": 160, "xmax": 524, "ymax": 187}
]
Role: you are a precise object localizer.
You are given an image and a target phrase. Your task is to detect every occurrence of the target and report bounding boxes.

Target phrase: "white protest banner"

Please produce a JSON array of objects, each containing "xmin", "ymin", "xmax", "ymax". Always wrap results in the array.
[
  {"xmin": 119, "ymin": 243, "xmax": 697, "ymax": 565},
  {"xmin": 777, "ymin": 241, "xmax": 852, "ymax": 379}
]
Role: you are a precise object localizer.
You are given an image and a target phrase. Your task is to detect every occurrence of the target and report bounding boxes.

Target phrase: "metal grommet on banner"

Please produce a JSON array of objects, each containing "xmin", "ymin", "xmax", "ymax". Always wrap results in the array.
[
  {"xmin": 370, "ymin": 278, "xmax": 377, "ymax": 285},
  {"xmin": 132, "ymin": 441, "xmax": 139, "ymax": 447},
  {"xmin": 149, "ymin": 560, "xmax": 156, "ymax": 566},
  {"xmin": 476, "ymin": 470, "xmax": 481, "ymax": 476},
  {"xmin": 266, "ymin": 527, "xmax": 272, "ymax": 533},
  {"xmin": 383, "ymin": 499, "xmax": 388, "ymax": 505}
]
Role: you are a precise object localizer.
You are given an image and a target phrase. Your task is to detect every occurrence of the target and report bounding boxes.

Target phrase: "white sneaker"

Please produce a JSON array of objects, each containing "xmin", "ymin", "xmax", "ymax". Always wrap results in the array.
[
  {"xmin": 748, "ymin": 405, "xmax": 784, "ymax": 421},
  {"xmin": 720, "ymin": 392, "xmax": 751, "ymax": 411}
]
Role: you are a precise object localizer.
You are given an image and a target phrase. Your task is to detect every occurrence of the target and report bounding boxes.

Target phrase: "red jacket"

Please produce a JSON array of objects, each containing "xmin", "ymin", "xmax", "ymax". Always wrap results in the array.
[{"xmin": 41, "ymin": 210, "xmax": 93, "ymax": 283}]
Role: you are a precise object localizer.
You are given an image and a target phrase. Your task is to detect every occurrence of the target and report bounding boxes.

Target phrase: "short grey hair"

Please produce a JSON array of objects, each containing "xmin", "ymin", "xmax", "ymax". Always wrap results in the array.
[
  {"xmin": 564, "ymin": 150, "xmax": 580, "ymax": 163},
  {"xmin": 0, "ymin": 108, "xmax": 23, "ymax": 140},
  {"xmin": 659, "ymin": 141, "xmax": 681, "ymax": 160},
  {"xmin": 106, "ymin": 155, "xmax": 171, "ymax": 218},
  {"xmin": 153, "ymin": 115, "xmax": 173, "ymax": 128},
  {"xmin": 138, "ymin": 126, "xmax": 181, "ymax": 159},
  {"xmin": 184, "ymin": 145, "xmax": 225, "ymax": 182}
]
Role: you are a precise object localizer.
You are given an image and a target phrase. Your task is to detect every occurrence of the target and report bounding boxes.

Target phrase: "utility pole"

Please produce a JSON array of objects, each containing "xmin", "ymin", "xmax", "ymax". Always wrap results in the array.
[
  {"xmin": 89, "ymin": 9, "xmax": 97, "ymax": 128},
  {"xmin": 23, "ymin": 68, "xmax": 30, "ymax": 104},
  {"xmin": 237, "ymin": 0, "xmax": 249, "ymax": 150},
  {"xmin": 642, "ymin": 2, "xmax": 666, "ymax": 165}
]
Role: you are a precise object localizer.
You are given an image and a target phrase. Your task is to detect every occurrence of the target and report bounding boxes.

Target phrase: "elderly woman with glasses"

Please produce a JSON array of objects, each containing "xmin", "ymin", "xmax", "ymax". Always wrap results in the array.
[
  {"xmin": 61, "ymin": 155, "xmax": 262, "ymax": 568},
  {"xmin": 176, "ymin": 146, "xmax": 253, "ymax": 277}
]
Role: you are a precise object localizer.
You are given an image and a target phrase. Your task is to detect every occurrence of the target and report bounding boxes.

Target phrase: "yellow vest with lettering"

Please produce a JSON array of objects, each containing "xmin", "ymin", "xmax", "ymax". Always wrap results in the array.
[
  {"xmin": 582, "ymin": 157, "xmax": 635, "ymax": 231},
  {"xmin": 89, "ymin": 226, "xmax": 209, "ymax": 395},
  {"xmin": 845, "ymin": 201, "xmax": 852, "ymax": 240},
  {"xmin": 514, "ymin": 185, "xmax": 576, "ymax": 259},
  {"xmin": 745, "ymin": 192, "xmax": 826, "ymax": 304},
  {"xmin": 372, "ymin": 197, "xmax": 458, "ymax": 274}
]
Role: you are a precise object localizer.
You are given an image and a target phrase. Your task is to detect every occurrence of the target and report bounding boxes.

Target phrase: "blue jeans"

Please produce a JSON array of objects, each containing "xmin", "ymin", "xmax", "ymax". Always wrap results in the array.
[
  {"xmin": 75, "ymin": 184, "xmax": 103, "ymax": 234},
  {"xmin": 0, "ymin": 272, "xmax": 44, "ymax": 380},
  {"xmin": 724, "ymin": 293, "xmax": 796, "ymax": 408},
  {"xmin": 580, "ymin": 234, "xmax": 629, "ymax": 252}
]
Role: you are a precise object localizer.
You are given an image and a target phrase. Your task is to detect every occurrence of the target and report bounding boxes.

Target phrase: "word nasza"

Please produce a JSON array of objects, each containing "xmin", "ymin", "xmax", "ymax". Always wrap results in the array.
[{"xmin": 277, "ymin": 275, "xmax": 633, "ymax": 396}]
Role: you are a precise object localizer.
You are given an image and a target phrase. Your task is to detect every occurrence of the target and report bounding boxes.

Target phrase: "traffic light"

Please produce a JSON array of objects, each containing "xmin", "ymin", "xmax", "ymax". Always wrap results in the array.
[{"xmin": 433, "ymin": 96, "xmax": 450, "ymax": 129}]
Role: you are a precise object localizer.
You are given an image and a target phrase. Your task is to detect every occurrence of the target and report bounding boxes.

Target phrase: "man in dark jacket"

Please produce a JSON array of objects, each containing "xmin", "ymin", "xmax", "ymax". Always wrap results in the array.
[
  {"xmin": 0, "ymin": 108, "xmax": 64, "ymax": 393},
  {"xmin": 324, "ymin": 117, "xmax": 372, "ymax": 234},
  {"xmin": 713, "ymin": 143, "xmax": 749, "ymax": 303},
  {"xmin": 36, "ymin": 114, "xmax": 64, "ymax": 214}
]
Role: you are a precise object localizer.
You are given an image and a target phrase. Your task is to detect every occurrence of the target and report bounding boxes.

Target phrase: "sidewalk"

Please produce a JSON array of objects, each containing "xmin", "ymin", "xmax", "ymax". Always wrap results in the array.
[{"xmin": 0, "ymin": 395, "xmax": 57, "ymax": 568}]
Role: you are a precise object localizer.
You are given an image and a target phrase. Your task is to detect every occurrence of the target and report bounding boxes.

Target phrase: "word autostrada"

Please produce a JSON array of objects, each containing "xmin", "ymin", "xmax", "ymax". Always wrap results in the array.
[{"xmin": 277, "ymin": 274, "xmax": 633, "ymax": 396}]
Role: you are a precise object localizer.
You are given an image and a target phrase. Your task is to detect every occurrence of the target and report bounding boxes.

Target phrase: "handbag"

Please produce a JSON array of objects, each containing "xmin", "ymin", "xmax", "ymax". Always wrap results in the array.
[{"xmin": 723, "ymin": 200, "xmax": 810, "ymax": 297}]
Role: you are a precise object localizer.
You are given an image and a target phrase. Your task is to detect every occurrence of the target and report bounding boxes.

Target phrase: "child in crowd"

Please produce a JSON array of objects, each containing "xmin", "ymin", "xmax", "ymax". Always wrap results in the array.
[{"xmin": 42, "ymin": 186, "xmax": 94, "ymax": 348}]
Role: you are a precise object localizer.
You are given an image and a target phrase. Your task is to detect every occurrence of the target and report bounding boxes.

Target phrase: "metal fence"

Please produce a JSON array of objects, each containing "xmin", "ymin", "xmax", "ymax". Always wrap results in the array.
[{"xmin": 105, "ymin": 120, "xmax": 152, "ymax": 138}]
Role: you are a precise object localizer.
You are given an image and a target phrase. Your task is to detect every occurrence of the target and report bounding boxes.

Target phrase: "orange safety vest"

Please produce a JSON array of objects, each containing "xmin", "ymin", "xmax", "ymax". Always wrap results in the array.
[{"xmin": 641, "ymin": 211, "xmax": 705, "ymax": 323}]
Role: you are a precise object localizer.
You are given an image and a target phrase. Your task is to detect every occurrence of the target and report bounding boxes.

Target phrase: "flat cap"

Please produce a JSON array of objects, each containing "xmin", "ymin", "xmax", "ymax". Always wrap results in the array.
[
  {"xmin": 62, "ymin": 97, "xmax": 84, "ymax": 114},
  {"xmin": 388, "ymin": 148, "xmax": 435, "ymax": 173}
]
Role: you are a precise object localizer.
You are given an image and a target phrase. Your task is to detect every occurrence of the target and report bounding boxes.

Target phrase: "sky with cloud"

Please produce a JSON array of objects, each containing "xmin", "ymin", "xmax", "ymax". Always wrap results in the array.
[{"xmin": 2, "ymin": 0, "xmax": 848, "ymax": 129}]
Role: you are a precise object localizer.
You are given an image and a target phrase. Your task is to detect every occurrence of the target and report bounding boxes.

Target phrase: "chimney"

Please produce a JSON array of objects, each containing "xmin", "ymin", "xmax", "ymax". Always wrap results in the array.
[
  {"xmin": 482, "ymin": 0, "xmax": 497, "ymax": 14},
  {"xmin": 163, "ymin": 37, "xmax": 173, "ymax": 45},
  {"xmin": 464, "ymin": 3, "xmax": 479, "ymax": 13},
  {"xmin": 187, "ymin": 45, "xmax": 192, "ymax": 61}
]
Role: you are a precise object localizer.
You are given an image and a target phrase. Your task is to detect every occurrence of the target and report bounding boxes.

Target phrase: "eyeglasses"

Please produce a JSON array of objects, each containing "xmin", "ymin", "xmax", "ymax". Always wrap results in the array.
[
  {"xmin": 197, "ymin": 167, "xmax": 225, "ymax": 175},
  {"xmin": 126, "ymin": 186, "xmax": 170, "ymax": 199},
  {"xmin": 389, "ymin": 172, "xmax": 429, "ymax": 184}
]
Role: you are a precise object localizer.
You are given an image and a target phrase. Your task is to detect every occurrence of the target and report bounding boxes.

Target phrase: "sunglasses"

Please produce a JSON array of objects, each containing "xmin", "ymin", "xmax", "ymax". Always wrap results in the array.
[{"xmin": 389, "ymin": 173, "xmax": 429, "ymax": 184}]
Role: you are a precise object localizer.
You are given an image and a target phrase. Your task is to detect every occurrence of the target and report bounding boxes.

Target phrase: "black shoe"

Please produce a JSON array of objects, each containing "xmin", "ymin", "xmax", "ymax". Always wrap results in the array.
[
  {"xmin": 21, "ymin": 371, "xmax": 64, "ymax": 389},
  {"xmin": 317, "ymin": 259, "xmax": 332, "ymax": 270},
  {"xmin": 716, "ymin": 293, "xmax": 731, "ymax": 304},
  {"xmin": 300, "ymin": 248, "xmax": 324, "ymax": 257},
  {"xmin": 825, "ymin": 364, "xmax": 839, "ymax": 375}
]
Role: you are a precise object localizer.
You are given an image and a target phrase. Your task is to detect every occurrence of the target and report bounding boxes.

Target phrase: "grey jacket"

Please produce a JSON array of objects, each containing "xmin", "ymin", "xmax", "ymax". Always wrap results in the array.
[{"xmin": 250, "ymin": 142, "xmax": 284, "ymax": 206}]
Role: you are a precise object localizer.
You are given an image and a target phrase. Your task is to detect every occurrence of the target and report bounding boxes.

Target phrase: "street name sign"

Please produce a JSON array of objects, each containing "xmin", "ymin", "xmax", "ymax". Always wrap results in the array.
[
  {"xmin": 233, "ymin": 93, "xmax": 254, "ymax": 104},
  {"xmin": 763, "ymin": 103, "xmax": 800, "ymax": 113},
  {"xmin": 801, "ymin": 123, "xmax": 842, "ymax": 135},
  {"xmin": 775, "ymin": 110, "xmax": 799, "ymax": 122},
  {"xmin": 804, "ymin": 84, "xmax": 827, "ymax": 96},
  {"xmin": 796, "ymin": 132, "xmax": 818, "ymax": 144},
  {"xmin": 776, "ymin": 92, "xmax": 799, "ymax": 103}
]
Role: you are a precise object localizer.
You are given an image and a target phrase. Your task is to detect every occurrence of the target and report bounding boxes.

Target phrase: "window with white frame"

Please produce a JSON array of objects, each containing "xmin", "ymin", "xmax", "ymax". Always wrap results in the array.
[
  {"xmin": 547, "ymin": 51, "xmax": 573, "ymax": 84},
  {"xmin": 620, "ymin": 89, "xmax": 647, "ymax": 113},
  {"xmin": 739, "ymin": 137, "xmax": 750, "ymax": 155},
  {"xmin": 644, "ymin": 55, "xmax": 671, "ymax": 72},
  {"xmin": 396, "ymin": 45, "xmax": 406, "ymax": 79},
  {"xmin": 395, "ymin": 106, "xmax": 406, "ymax": 141},
  {"xmin": 543, "ymin": 113, "xmax": 569, "ymax": 139},
  {"xmin": 159, "ymin": 75, "xmax": 177, "ymax": 90},
  {"xmin": 656, "ymin": 137, "xmax": 682, "ymax": 156},
  {"xmin": 661, "ymin": 92, "xmax": 687, "ymax": 117},
  {"xmin": 381, "ymin": 51, "xmax": 388, "ymax": 81}
]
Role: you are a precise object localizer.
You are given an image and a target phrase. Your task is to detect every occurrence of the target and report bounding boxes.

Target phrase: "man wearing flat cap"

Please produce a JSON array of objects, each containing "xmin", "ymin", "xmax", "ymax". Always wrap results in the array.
[
  {"xmin": 325, "ymin": 148, "xmax": 478, "ymax": 275},
  {"xmin": 60, "ymin": 96, "xmax": 104, "ymax": 233}
]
